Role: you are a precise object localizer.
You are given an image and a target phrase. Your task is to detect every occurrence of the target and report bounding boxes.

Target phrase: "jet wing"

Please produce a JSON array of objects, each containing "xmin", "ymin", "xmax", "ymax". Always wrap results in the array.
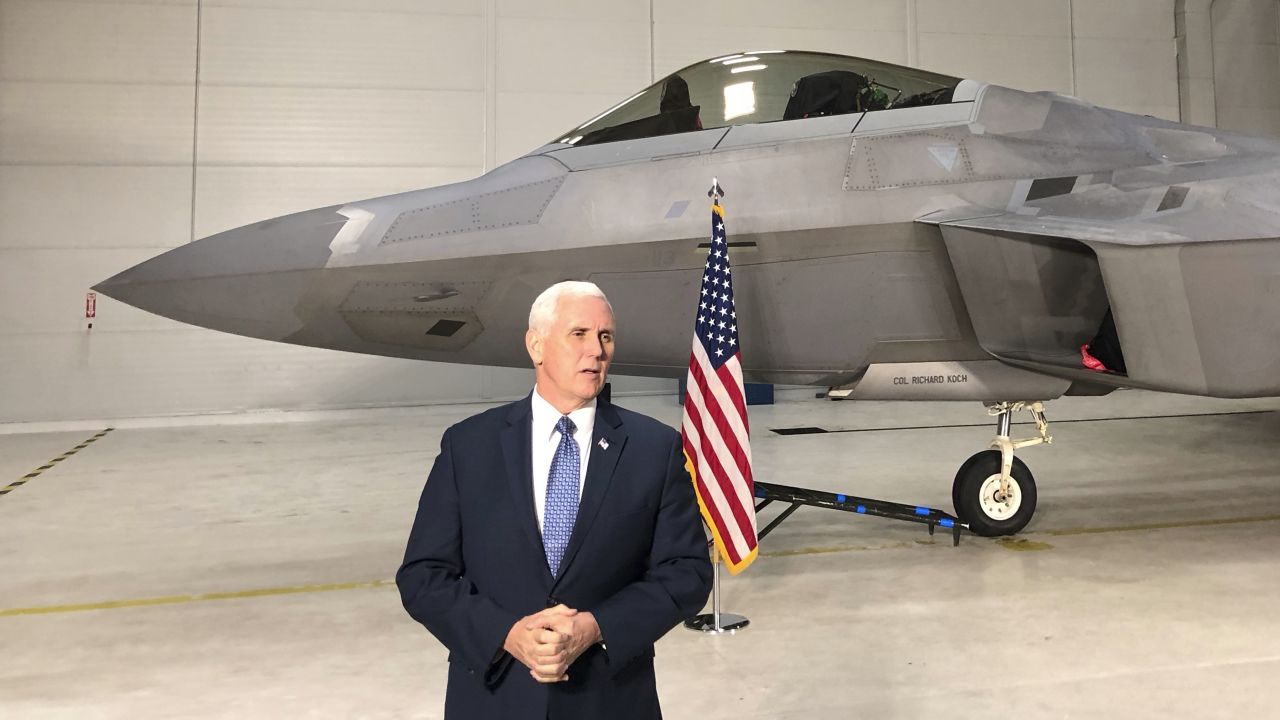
[
  {"xmin": 919, "ymin": 152, "xmax": 1280, "ymax": 247},
  {"xmin": 918, "ymin": 204, "xmax": 1187, "ymax": 245},
  {"xmin": 918, "ymin": 169, "xmax": 1280, "ymax": 398}
]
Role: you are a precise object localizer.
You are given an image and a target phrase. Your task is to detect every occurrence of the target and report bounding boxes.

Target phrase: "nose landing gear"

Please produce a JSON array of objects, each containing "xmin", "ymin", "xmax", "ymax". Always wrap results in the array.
[{"xmin": 953, "ymin": 402, "xmax": 1051, "ymax": 536}]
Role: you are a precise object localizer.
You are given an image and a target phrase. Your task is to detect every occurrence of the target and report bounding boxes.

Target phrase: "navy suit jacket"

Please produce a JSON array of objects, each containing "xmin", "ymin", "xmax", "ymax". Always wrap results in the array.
[{"xmin": 397, "ymin": 393, "xmax": 713, "ymax": 720}]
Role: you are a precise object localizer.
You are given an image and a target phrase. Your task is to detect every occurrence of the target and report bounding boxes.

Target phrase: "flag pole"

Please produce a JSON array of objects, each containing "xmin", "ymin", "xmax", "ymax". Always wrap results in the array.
[
  {"xmin": 713, "ymin": 547, "xmax": 721, "ymax": 629},
  {"xmin": 684, "ymin": 544, "xmax": 749, "ymax": 633},
  {"xmin": 682, "ymin": 176, "xmax": 750, "ymax": 635}
]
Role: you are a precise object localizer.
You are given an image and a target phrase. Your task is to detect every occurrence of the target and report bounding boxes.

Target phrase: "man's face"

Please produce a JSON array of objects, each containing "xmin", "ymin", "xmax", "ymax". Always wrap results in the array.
[{"xmin": 526, "ymin": 295, "xmax": 615, "ymax": 414}]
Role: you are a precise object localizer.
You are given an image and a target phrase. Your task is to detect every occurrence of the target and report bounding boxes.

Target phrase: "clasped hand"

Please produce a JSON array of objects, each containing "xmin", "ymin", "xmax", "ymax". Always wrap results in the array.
[{"xmin": 504, "ymin": 604, "xmax": 601, "ymax": 683}]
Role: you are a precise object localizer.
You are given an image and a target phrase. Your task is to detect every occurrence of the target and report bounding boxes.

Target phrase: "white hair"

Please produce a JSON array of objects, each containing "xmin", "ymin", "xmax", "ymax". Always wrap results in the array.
[{"xmin": 528, "ymin": 281, "xmax": 612, "ymax": 334}]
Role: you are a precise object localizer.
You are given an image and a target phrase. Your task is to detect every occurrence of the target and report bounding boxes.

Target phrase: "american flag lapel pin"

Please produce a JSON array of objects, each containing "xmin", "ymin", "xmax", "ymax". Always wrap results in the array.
[{"xmin": 598, "ymin": 438, "xmax": 609, "ymax": 451}]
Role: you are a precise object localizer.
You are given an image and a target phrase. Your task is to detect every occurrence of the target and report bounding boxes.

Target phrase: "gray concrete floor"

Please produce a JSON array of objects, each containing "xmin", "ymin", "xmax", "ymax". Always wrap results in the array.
[{"xmin": 3, "ymin": 388, "xmax": 1280, "ymax": 719}]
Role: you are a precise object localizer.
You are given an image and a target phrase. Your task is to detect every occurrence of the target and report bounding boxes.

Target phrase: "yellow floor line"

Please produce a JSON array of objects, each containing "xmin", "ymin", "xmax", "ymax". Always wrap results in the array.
[
  {"xmin": 9, "ymin": 516, "xmax": 1280, "ymax": 616},
  {"xmin": 1, "ymin": 579, "xmax": 395, "ymax": 618},
  {"xmin": 761, "ymin": 540, "xmax": 923, "ymax": 557}
]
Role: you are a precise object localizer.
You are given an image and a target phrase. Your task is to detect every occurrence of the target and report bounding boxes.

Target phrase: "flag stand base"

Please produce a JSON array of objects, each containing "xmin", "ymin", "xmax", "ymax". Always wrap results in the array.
[{"xmin": 684, "ymin": 612, "xmax": 749, "ymax": 633}]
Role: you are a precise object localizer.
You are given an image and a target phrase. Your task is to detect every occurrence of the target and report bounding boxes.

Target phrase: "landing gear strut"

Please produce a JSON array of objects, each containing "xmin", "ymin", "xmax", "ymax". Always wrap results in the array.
[{"xmin": 953, "ymin": 401, "xmax": 1052, "ymax": 536}]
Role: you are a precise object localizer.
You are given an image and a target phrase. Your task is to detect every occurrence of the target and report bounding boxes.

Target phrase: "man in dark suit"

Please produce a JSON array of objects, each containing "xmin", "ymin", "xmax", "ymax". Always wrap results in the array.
[{"xmin": 397, "ymin": 281, "xmax": 713, "ymax": 719}]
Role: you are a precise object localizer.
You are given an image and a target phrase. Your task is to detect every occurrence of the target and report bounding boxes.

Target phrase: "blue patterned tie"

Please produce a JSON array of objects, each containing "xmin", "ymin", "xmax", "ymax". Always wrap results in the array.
[{"xmin": 543, "ymin": 416, "xmax": 580, "ymax": 577}]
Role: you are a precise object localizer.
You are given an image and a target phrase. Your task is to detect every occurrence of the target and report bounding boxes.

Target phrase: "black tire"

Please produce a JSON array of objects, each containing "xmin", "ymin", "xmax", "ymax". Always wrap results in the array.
[
  {"xmin": 952, "ymin": 450, "xmax": 1037, "ymax": 536},
  {"xmin": 951, "ymin": 451, "xmax": 983, "ymax": 514}
]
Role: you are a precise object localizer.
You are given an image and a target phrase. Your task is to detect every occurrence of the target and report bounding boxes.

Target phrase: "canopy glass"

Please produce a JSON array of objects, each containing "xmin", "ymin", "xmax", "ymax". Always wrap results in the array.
[{"xmin": 554, "ymin": 51, "xmax": 963, "ymax": 147}]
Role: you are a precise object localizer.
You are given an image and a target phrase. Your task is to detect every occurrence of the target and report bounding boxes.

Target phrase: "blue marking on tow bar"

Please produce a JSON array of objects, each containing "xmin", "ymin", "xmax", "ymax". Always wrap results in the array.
[
  {"xmin": 856, "ymin": 505, "xmax": 866, "ymax": 513},
  {"xmin": 940, "ymin": 518, "xmax": 955, "ymax": 528},
  {"xmin": 914, "ymin": 507, "xmax": 930, "ymax": 516},
  {"xmin": 836, "ymin": 494, "xmax": 846, "ymax": 503}
]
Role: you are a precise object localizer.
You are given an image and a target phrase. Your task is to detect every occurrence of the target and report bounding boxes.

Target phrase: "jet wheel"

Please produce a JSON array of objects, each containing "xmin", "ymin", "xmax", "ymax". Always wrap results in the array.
[{"xmin": 952, "ymin": 450, "xmax": 1037, "ymax": 536}]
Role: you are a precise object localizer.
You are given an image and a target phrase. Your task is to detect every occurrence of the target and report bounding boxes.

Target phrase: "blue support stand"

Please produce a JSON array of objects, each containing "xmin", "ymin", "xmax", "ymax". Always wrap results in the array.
[{"xmin": 753, "ymin": 481, "xmax": 967, "ymax": 546}]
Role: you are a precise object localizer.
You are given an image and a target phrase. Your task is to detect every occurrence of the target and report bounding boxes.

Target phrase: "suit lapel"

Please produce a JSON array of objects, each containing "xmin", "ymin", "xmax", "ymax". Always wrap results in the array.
[
  {"xmin": 499, "ymin": 395, "xmax": 549, "ymax": 578},
  {"xmin": 552, "ymin": 399, "xmax": 627, "ymax": 587}
]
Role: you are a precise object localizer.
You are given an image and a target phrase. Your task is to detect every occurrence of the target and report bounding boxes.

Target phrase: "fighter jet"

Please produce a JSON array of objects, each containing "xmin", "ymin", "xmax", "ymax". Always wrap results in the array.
[{"xmin": 95, "ymin": 50, "xmax": 1280, "ymax": 536}]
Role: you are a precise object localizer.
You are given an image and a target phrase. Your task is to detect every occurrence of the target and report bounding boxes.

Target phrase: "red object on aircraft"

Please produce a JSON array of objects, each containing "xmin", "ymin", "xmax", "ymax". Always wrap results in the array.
[{"xmin": 1080, "ymin": 344, "xmax": 1107, "ymax": 372}]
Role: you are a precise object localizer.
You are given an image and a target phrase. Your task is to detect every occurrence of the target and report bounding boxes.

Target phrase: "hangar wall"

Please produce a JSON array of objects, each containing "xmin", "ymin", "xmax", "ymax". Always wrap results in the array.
[
  {"xmin": 1211, "ymin": 0, "xmax": 1280, "ymax": 135},
  {"xmin": 0, "ymin": 0, "xmax": 1252, "ymax": 425}
]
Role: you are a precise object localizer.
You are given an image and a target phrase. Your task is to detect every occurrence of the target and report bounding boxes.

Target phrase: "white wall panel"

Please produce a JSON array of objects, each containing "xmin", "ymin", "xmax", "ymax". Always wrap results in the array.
[
  {"xmin": 916, "ymin": 0, "xmax": 1067, "ymax": 37},
  {"xmin": 194, "ymin": 86, "xmax": 482, "ymax": 167},
  {"xmin": 45, "ymin": 0, "xmax": 194, "ymax": 5},
  {"xmin": 191, "ymin": 0, "xmax": 487, "ymax": 239},
  {"xmin": 653, "ymin": 26, "xmax": 908, "ymax": 79},
  {"xmin": 1217, "ymin": 45, "xmax": 1280, "ymax": 103},
  {"xmin": 1216, "ymin": 105, "xmax": 1280, "ymax": 135},
  {"xmin": 656, "ymin": 0, "xmax": 904, "ymax": 28},
  {"xmin": 205, "ymin": 0, "xmax": 479, "ymax": 12},
  {"xmin": 0, "ymin": 82, "xmax": 195, "ymax": 165},
  {"xmin": 917, "ymin": 0, "xmax": 1071, "ymax": 91},
  {"xmin": 495, "ymin": 92, "xmax": 621, "ymax": 166},
  {"xmin": 496, "ymin": 17, "xmax": 650, "ymax": 94},
  {"xmin": 498, "ymin": 0, "xmax": 648, "ymax": 21},
  {"xmin": 198, "ymin": 6, "xmax": 483, "ymax": 90},
  {"xmin": 1074, "ymin": 39, "xmax": 1178, "ymax": 116},
  {"xmin": 1072, "ymin": 0, "xmax": 1177, "ymax": 118},
  {"xmin": 1180, "ymin": 5, "xmax": 1216, "ymax": 70},
  {"xmin": 0, "ymin": 0, "xmax": 195, "ymax": 84},
  {"xmin": 0, "ymin": 167, "xmax": 191, "ymax": 249},
  {"xmin": 493, "ymin": 7, "xmax": 650, "ymax": 171},
  {"xmin": 1072, "ymin": 0, "xmax": 1174, "ymax": 40},
  {"xmin": 0, "ymin": 330, "xmax": 524, "ymax": 423},
  {"xmin": 192, "ymin": 166, "xmax": 480, "ymax": 238},
  {"xmin": 653, "ymin": 0, "xmax": 907, "ymax": 76},
  {"xmin": 1213, "ymin": 0, "xmax": 1280, "ymax": 136},
  {"xmin": 0, "ymin": 248, "xmax": 177, "ymax": 334},
  {"xmin": 1214, "ymin": 0, "xmax": 1280, "ymax": 45},
  {"xmin": 1177, "ymin": 0, "xmax": 1215, "ymax": 126},
  {"xmin": 2, "ymin": 0, "xmax": 198, "ymax": 425},
  {"xmin": 919, "ymin": 34, "xmax": 1073, "ymax": 92},
  {"xmin": 1180, "ymin": 77, "xmax": 1217, "ymax": 125}
]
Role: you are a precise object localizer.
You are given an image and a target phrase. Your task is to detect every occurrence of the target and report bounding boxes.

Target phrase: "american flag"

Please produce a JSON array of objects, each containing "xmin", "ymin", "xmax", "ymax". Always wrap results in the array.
[{"xmin": 681, "ymin": 199, "xmax": 758, "ymax": 574}]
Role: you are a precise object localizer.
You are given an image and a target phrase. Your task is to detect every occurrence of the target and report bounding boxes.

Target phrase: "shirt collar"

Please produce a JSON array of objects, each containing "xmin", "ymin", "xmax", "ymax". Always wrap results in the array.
[{"xmin": 531, "ymin": 386, "xmax": 596, "ymax": 441}]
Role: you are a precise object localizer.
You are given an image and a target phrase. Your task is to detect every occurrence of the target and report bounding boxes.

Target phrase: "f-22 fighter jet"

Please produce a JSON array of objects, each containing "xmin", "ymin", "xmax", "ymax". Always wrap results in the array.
[{"xmin": 96, "ymin": 51, "xmax": 1280, "ymax": 536}]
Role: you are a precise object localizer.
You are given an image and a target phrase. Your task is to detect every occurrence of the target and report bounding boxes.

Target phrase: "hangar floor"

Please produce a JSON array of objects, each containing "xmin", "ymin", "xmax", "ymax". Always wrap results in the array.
[{"xmin": 3, "ymin": 388, "xmax": 1280, "ymax": 719}]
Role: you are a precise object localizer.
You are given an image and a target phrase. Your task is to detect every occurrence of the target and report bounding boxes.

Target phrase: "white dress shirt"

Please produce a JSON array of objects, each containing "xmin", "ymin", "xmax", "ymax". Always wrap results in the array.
[{"xmin": 530, "ymin": 386, "xmax": 595, "ymax": 536}]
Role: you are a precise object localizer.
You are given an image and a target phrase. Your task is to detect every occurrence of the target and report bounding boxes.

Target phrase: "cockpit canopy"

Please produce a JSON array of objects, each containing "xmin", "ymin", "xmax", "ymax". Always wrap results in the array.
[{"xmin": 555, "ymin": 51, "xmax": 962, "ymax": 148}]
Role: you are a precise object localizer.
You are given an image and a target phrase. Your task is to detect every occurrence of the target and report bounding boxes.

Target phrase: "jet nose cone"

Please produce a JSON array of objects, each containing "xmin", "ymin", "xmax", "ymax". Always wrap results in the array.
[
  {"xmin": 95, "ymin": 204, "xmax": 350, "ymax": 340},
  {"xmin": 92, "ymin": 266, "xmax": 137, "ymax": 297}
]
